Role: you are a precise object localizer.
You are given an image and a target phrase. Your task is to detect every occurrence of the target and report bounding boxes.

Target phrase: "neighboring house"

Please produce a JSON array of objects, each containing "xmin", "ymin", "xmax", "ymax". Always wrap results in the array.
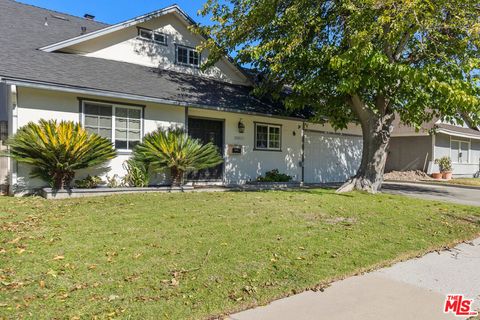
[
  {"xmin": 0, "ymin": 0, "xmax": 364, "ymax": 194},
  {"xmin": 387, "ymin": 119, "xmax": 480, "ymax": 177}
]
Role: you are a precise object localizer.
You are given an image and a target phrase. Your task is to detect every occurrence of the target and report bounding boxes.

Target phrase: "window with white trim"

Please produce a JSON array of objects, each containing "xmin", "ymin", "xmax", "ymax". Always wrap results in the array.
[
  {"xmin": 450, "ymin": 140, "xmax": 470, "ymax": 163},
  {"xmin": 176, "ymin": 45, "xmax": 200, "ymax": 67},
  {"xmin": 82, "ymin": 101, "xmax": 143, "ymax": 151},
  {"xmin": 255, "ymin": 123, "xmax": 281, "ymax": 150},
  {"xmin": 138, "ymin": 27, "xmax": 167, "ymax": 45}
]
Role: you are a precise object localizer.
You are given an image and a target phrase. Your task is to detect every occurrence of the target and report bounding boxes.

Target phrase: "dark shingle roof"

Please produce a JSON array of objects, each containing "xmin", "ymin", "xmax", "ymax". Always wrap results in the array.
[{"xmin": 0, "ymin": 0, "xmax": 301, "ymax": 118}]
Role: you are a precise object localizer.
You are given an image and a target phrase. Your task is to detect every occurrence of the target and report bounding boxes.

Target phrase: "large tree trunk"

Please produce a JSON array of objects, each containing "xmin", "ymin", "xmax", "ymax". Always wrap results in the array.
[{"xmin": 337, "ymin": 95, "xmax": 395, "ymax": 194}]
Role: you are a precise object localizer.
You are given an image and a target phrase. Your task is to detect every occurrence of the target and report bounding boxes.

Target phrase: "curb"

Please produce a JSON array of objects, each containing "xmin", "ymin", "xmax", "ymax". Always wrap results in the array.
[{"xmin": 384, "ymin": 180, "xmax": 480, "ymax": 191}]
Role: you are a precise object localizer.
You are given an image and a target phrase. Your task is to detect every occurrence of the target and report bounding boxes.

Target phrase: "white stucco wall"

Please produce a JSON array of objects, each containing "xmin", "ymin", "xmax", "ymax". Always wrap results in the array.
[
  {"xmin": 187, "ymin": 108, "xmax": 304, "ymax": 184},
  {"xmin": 14, "ymin": 87, "xmax": 185, "ymax": 190},
  {"xmin": 65, "ymin": 13, "xmax": 249, "ymax": 86},
  {"xmin": 12, "ymin": 87, "xmax": 364, "ymax": 191},
  {"xmin": 433, "ymin": 133, "xmax": 480, "ymax": 177}
]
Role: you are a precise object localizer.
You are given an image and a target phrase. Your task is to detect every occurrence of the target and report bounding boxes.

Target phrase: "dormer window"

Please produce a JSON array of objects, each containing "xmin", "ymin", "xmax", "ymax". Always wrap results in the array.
[
  {"xmin": 138, "ymin": 27, "xmax": 167, "ymax": 46},
  {"xmin": 176, "ymin": 45, "xmax": 200, "ymax": 67}
]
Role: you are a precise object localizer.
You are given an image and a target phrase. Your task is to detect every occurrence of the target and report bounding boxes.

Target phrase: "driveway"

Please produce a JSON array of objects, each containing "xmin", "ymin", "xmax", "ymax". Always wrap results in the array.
[
  {"xmin": 382, "ymin": 182, "xmax": 480, "ymax": 206},
  {"xmin": 230, "ymin": 182, "xmax": 480, "ymax": 320}
]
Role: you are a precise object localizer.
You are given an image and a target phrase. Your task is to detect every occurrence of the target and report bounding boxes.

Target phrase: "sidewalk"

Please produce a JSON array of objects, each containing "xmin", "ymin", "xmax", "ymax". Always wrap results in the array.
[{"xmin": 230, "ymin": 238, "xmax": 480, "ymax": 320}]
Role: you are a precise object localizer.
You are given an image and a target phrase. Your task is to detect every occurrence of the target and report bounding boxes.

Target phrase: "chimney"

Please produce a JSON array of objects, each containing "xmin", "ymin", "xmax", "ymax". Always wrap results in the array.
[{"xmin": 83, "ymin": 14, "xmax": 95, "ymax": 20}]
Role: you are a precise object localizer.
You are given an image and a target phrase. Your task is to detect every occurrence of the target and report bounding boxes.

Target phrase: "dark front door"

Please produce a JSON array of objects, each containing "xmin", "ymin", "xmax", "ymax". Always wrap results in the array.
[{"xmin": 188, "ymin": 117, "xmax": 224, "ymax": 181}]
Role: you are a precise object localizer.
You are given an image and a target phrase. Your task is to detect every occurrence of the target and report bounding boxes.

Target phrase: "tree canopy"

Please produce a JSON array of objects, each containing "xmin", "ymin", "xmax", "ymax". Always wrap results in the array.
[{"xmin": 197, "ymin": 0, "xmax": 480, "ymax": 192}]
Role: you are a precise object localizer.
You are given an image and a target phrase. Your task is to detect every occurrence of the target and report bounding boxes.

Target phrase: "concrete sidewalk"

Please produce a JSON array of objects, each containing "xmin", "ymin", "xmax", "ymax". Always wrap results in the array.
[{"xmin": 230, "ymin": 238, "xmax": 480, "ymax": 320}]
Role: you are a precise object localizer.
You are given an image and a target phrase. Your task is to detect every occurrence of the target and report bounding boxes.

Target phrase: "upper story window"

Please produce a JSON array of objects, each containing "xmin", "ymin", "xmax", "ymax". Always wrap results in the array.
[
  {"xmin": 451, "ymin": 139, "xmax": 470, "ymax": 163},
  {"xmin": 82, "ymin": 101, "xmax": 143, "ymax": 152},
  {"xmin": 138, "ymin": 27, "xmax": 167, "ymax": 46},
  {"xmin": 255, "ymin": 123, "xmax": 282, "ymax": 151},
  {"xmin": 176, "ymin": 45, "xmax": 200, "ymax": 67}
]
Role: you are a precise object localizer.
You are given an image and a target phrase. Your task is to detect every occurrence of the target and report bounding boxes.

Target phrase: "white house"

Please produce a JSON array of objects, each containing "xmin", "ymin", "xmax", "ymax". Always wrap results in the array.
[{"xmin": 0, "ymin": 1, "xmax": 365, "ymax": 194}]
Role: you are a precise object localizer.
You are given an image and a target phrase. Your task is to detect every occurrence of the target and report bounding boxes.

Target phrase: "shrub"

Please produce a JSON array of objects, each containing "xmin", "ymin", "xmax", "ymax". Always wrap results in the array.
[
  {"xmin": 7, "ymin": 119, "xmax": 116, "ymax": 190},
  {"xmin": 257, "ymin": 169, "xmax": 292, "ymax": 182},
  {"xmin": 74, "ymin": 175, "xmax": 102, "ymax": 189},
  {"xmin": 122, "ymin": 159, "xmax": 149, "ymax": 187},
  {"xmin": 435, "ymin": 156, "xmax": 453, "ymax": 173},
  {"xmin": 134, "ymin": 128, "xmax": 223, "ymax": 186},
  {"xmin": 106, "ymin": 174, "xmax": 122, "ymax": 188}
]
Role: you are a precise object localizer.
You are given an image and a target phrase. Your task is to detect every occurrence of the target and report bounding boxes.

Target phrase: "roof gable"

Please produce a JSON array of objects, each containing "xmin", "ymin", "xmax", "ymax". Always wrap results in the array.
[
  {"xmin": 38, "ymin": 4, "xmax": 251, "ymax": 85},
  {"xmin": 39, "ymin": 5, "xmax": 189, "ymax": 52}
]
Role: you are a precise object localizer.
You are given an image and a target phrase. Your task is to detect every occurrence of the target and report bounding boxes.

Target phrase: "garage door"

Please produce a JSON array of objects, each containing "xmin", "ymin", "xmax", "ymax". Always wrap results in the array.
[{"xmin": 304, "ymin": 131, "xmax": 363, "ymax": 183}]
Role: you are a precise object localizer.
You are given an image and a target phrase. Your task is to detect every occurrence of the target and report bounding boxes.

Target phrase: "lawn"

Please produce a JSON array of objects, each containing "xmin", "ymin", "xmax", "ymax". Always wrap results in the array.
[{"xmin": 1, "ymin": 190, "xmax": 480, "ymax": 319}]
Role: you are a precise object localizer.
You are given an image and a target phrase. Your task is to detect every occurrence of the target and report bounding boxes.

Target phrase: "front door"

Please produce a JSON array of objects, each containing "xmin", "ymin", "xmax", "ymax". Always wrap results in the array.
[{"xmin": 188, "ymin": 117, "xmax": 224, "ymax": 181}]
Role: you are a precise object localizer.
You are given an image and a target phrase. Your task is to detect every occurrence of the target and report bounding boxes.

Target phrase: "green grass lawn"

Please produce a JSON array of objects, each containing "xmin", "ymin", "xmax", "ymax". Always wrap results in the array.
[{"xmin": 1, "ymin": 190, "xmax": 480, "ymax": 319}]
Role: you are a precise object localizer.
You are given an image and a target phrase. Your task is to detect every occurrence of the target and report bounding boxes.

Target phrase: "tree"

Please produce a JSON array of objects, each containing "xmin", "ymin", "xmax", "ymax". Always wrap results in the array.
[
  {"xmin": 7, "ymin": 119, "xmax": 116, "ymax": 190},
  {"xmin": 197, "ymin": 0, "xmax": 480, "ymax": 193},
  {"xmin": 133, "ymin": 128, "xmax": 223, "ymax": 186}
]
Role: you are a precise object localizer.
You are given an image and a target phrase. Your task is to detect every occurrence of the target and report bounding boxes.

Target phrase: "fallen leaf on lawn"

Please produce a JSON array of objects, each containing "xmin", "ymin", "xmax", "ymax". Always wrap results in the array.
[
  {"xmin": 39, "ymin": 280, "xmax": 45, "ymax": 288},
  {"xmin": 0, "ymin": 248, "xmax": 6, "ymax": 254},
  {"xmin": 46, "ymin": 269, "xmax": 57, "ymax": 278},
  {"xmin": 88, "ymin": 264, "xmax": 97, "ymax": 270},
  {"xmin": 170, "ymin": 278, "xmax": 179, "ymax": 287},
  {"xmin": 17, "ymin": 248, "xmax": 26, "ymax": 255},
  {"xmin": 53, "ymin": 255, "xmax": 64, "ymax": 261},
  {"xmin": 108, "ymin": 294, "xmax": 120, "ymax": 301},
  {"xmin": 133, "ymin": 253, "xmax": 142, "ymax": 259},
  {"xmin": 8, "ymin": 237, "xmax": 21, "ymax": 244}
]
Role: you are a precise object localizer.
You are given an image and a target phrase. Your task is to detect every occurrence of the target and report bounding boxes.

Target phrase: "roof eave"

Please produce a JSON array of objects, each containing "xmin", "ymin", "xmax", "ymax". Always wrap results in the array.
[
  {"xmin": 1, "ymin": 77, "xmax": 303, "ymax": 122},
  {"xmin": 436, "ymin": 128, "xmax": 480, "ymax": 140}
]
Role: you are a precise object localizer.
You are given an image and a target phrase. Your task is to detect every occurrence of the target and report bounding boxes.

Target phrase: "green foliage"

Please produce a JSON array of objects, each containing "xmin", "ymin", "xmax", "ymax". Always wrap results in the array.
[
  {"xmin": 134, "ymin": 128, "xmax": 223, "ymax": 186},
  {"xmin": 7, "ymin": 119, "xmax": 116, "ymax": 190},
  {"xmin": 257, "ymin": 169, "xmax": 292, "ymax": 182},
  {"xmin": 106, "ymin": 174, "xmax": 122, "ymax": 188},
  {"xmin": 197, "ymin": 0, "xmax": 480, "ymax": 129},
  {"xmin": 122, "ymin": 159, "xmax": 149, "ymax": 187},
  {"xmin": 74, "ymin": 175, "xmax": 102, "ymax": 189},
  {"xmin": 435, "ymin": 156, "xmax": 453, "ymax": 173}
]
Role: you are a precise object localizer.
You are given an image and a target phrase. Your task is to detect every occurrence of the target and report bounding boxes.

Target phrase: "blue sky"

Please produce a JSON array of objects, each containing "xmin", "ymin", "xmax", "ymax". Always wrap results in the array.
[{"xmin": 17, "ymin": 0, "xmax": 212, "ymax": 25}]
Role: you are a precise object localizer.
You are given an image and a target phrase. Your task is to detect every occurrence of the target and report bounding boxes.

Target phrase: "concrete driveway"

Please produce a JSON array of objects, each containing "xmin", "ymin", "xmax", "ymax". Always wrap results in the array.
[
  {"xmin": 230, "ymin": 182, "xmax": 480, "ymax": 320},
  {"xmin": 382, "ymin": 182, "xmax": 480, "ymax": 206}
]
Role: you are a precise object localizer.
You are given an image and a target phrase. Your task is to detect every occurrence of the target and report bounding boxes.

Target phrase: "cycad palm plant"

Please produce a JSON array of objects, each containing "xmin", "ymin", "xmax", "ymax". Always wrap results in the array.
[
  {"xmin": 134, "ymin": 128, "xmax": 223, "ymax": 186},
  {"xmin": 7, "ymin": 119, "xmax": 116, "ymax": 190}
]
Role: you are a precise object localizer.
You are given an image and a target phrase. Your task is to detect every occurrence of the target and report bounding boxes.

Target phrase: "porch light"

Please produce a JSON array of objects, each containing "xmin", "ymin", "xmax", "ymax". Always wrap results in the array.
[{"xmin": 238, "ymin": 119, "xmax": 245, "ymax": 133}]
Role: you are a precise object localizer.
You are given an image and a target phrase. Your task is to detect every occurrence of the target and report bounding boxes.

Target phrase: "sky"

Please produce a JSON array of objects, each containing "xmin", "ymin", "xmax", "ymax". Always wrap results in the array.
[{"xmin": 17, "ymin": 0, "xmax": 213, "ymax": 25}]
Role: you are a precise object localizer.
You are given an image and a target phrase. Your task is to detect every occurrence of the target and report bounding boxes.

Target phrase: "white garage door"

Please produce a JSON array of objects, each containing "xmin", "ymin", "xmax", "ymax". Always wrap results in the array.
[{"xmin": 304, "ymin": 131, "xmax": 363, "ymax": 183}]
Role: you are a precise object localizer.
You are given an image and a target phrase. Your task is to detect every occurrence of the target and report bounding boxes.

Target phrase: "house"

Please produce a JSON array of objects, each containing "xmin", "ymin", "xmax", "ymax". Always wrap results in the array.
[
  {"xmin": 0, "ymin": 0, "xmax": 364, "ymax": 194},
  {"xmin": 387, "ymin": 118, "xmax": 480, "ymax": 177}
]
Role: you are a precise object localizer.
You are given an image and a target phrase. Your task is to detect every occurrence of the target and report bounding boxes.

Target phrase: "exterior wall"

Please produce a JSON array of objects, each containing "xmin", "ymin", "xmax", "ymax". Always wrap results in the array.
[
  {"xmin": 433, "ymin": 133, "xmax": 480, "ymax": 177},
  {"xmin": 187, "ymin": 108, "xmax": 304, "ymax": 184},
  {"xmin": 14, "ymin": 87, "xmax": 185, "ymax": 191},
  {"xmin": 11, "ymin": 87, "xmax": 365, "ymax": 192},
  {"xmin": 66, "ymin": 13, "xmax": 249, "ymax": 85},
  {"xmin": 386, "ymin": 136, "xmax": 432, "ymax": 172}
]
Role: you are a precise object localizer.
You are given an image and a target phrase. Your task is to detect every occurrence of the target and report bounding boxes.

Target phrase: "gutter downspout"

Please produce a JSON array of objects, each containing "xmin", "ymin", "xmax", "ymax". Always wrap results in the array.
[
  {"xmin": 7, "ymin": 83, "xmax": 18, "ymax": 195},
  {"xmin": 301, "ymin": 121, "xmax": 306, "ymax": 186}
]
